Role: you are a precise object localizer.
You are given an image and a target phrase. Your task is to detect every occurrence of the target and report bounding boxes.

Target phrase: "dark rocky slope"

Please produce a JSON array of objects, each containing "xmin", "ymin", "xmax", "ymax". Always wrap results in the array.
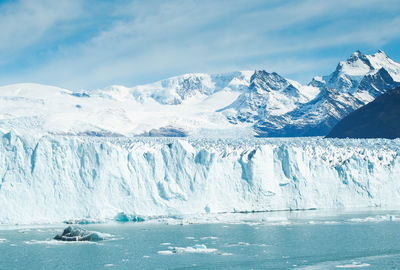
[{"xmin": 326, "ymin": 87, "xmax": 400, "ymax": 139}]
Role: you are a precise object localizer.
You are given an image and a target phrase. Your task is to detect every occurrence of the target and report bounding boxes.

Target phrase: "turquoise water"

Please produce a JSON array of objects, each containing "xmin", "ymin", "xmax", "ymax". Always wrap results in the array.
[{"xmin": 1, "ymin": 210, "xmax": 400, "ymax": 269}]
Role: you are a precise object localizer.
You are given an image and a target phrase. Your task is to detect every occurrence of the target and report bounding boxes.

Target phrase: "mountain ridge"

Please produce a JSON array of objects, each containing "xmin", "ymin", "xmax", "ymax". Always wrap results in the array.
[{"xmin": 0, "ymin": 50, "xmax": 399, "ymax": 137}]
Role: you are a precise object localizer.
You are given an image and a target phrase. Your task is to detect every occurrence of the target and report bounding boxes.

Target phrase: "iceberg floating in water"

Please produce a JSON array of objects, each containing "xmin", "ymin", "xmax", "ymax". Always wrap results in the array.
[
  {"xmin": 0, "ymin": 131, "xmax": 400, "ymax": 224},
  {"xmin": 54, "ymin": 226, "xmax": 108, "ymax": 242}
]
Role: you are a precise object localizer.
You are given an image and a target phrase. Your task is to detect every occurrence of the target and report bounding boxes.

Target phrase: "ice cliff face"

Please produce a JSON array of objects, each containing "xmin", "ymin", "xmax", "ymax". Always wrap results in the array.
[{"xmin": 1, "ymin": 131, "xmax": 400, "ymax": 224}]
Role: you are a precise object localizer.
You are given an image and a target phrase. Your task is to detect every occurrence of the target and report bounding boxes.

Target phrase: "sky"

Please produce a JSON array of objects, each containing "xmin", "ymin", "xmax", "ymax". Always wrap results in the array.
[{"xmin": 0, "ymin": 0, "xmax": 400, "ymax": 90}]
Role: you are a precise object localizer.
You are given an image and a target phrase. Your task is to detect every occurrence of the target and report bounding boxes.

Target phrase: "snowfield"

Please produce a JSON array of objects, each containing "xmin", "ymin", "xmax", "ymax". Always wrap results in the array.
[{"xmin": 1, "ymin": 131, "xmax": 400, "ymax": 224}]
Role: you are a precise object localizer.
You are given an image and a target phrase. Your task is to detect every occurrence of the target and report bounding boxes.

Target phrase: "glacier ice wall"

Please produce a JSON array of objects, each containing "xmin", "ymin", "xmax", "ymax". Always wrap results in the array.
[{"xmin": 1, "ymin": 131, "xmax": 400, "ymax": 224}]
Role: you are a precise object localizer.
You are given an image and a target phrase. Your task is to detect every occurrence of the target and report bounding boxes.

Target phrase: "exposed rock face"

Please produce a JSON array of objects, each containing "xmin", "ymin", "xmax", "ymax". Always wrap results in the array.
[{"xmin": 326, "ymin": 87, "xmax": 400, "ymax": 139}]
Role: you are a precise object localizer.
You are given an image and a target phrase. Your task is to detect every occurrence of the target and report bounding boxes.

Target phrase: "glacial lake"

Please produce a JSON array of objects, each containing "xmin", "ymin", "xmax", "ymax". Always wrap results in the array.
[{"xmin": 1, "ymin": 209, "xmax": 400, "ymax": 269}]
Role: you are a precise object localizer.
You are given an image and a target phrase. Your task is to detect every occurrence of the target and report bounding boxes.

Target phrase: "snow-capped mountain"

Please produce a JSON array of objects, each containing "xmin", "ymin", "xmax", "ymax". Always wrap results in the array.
[
  {"xmin": 224, "ymin": 50, "xmax": 400, "ymax": 137},
  {"xmin": 220, "ymin": 70, "xmax": 320, "ymax": 124},
  {"xmin": 0, "ymin": 50, "xmax": 399, "ymax": 137}
]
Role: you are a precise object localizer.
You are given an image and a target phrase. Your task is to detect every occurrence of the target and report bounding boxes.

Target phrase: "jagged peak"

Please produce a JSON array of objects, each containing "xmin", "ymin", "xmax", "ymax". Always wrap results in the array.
[
  {"xmin": 349, "ymin": 49, "xmax": 387, "ymax": 59},
  {"xmin": 375, "ymin": 49, "xmax": 387, "ymax": 56},
  {"xmin": 250, "ymin": 70, "xmax": 285, "ymax": 81},
  {"xmin": 345, "ymin": 50, "xmax": 370, "ymax": 64},
  {"xmin": 351, "ymin": 49, "xmax": 363, "ymax": 57},
  {"xmin": 249, "ymin": 70, "xmax": 290, "ymax": 92}
]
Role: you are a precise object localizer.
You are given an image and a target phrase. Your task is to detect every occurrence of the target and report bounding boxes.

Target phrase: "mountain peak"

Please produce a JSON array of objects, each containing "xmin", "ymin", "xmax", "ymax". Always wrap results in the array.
[
  {"xmin": 376, "ymin": 49, "xmax": 386, "ymax": 55},
  {"xmin": 346, "ymin": 50, "xmax": 369, "ymax": 63},
  {"xmin": 250, "ymin": 70, "xmax": 289, "ymax": 92},
  {"xmin": 352, "ymin": 49, "xmax": 362, "ymax": 56}
]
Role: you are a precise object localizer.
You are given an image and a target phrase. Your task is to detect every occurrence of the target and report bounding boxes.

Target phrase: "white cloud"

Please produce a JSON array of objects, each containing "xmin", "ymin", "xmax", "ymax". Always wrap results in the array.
[
  {"xmin": 1, "ymin": 0, "xmax": 400, "ymax": 88},
  {"xmin": 0, "ymin": 0, "xmax": 82, "ymax": 52}
]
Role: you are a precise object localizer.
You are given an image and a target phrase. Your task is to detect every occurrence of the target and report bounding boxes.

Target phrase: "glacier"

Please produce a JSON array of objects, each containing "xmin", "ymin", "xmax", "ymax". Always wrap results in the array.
[{"xmin": 1, "ymin": 131, "xmax": 400, "ymax": 225}]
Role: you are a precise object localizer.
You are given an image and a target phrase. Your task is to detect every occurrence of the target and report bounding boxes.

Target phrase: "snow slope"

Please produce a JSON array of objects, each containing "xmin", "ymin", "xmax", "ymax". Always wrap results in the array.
[
  {"xmin": 1, "ymin": 131, "xmax": 400, "ymax": 224},
  {"xmin": 0, "ymin": 81, "xmax": 253, "ymax": 138}
]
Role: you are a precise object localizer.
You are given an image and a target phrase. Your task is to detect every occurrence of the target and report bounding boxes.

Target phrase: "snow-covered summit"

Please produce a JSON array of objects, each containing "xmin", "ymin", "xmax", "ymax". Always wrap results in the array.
[
  {"xmin": 220, "ymin": 70, "xmax": 318, "ymax": 124},
  {"xmin": 320, "ymin": 50, "xmax": 400, "ymax": 94},
  {"xmin": 93, "ymin": 71, "xmax": 253, "ymax": 105}
]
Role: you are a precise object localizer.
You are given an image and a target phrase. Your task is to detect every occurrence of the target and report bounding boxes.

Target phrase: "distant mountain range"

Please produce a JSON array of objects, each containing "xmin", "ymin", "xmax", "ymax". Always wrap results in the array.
[
  {"xmin": 224, "ymin": 50, "xmax": 400, "ymax": 137},
  {"xmin": 0, "ymin": 50, "xmax": 399, "ymax": 137}
]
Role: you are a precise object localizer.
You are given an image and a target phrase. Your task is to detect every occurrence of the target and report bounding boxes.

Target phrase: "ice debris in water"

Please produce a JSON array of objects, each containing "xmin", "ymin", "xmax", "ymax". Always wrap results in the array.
[
  {"xmin": 348, "ymin": 214, "xmax": 400, "ymax": 223},
  {"xmin": 158, "ymin": 244, "xmax": 218, "ymax": 255},
  {"xmin": 54, "ymin": 226, "xmax": 109, "ymax": 242}
]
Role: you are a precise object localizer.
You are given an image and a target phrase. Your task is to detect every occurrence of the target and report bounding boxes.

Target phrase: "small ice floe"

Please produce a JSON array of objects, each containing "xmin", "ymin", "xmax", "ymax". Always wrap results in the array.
[
  {"xmin": 225, "ymin": 242, "xmax": 267, "ymax": 247},
  {"xmin": 158, "ymin": 250, "xmax": 174, "ymax": 255},
  {"xmin": 104, "ymin": 264, "xmax": 114, "ymax": 267},
  {"xmin": 219, "ymin": 252, "xmax": 233, "ymax": 256},
  {"xmin": 0, "ymin": 238, "xmax": 7, "ymax": 243},
  {"xmin": 160, "ymin": 242, "xmax": 171, "ymax": 246},
  {"xmin": 225, "ymin": 242, "xmax": 251, "ymax": 247},
  {"xmin": 53, "ymin": 226, "xmax": 111, "ymax": 242},
  {"xmin": 185, "ymin": 236, "xmax": 195, "ymax": 240},
  {"xmin": 335, "ymin": 261, "xmax": 370, "ymax": 268},
  {"xmin": 157, "ymin": 244, "xmax": 218, "ymax": 255},
  {"xmin": 200, "ymin": 236, "xmax": 218, "ymax": 240}
]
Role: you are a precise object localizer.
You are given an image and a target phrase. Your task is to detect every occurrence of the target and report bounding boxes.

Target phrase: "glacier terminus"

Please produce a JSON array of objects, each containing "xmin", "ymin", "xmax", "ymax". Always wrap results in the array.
[{"xmin": 1, "ymin": 132, "xmax": 400, "ymax": 224}]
